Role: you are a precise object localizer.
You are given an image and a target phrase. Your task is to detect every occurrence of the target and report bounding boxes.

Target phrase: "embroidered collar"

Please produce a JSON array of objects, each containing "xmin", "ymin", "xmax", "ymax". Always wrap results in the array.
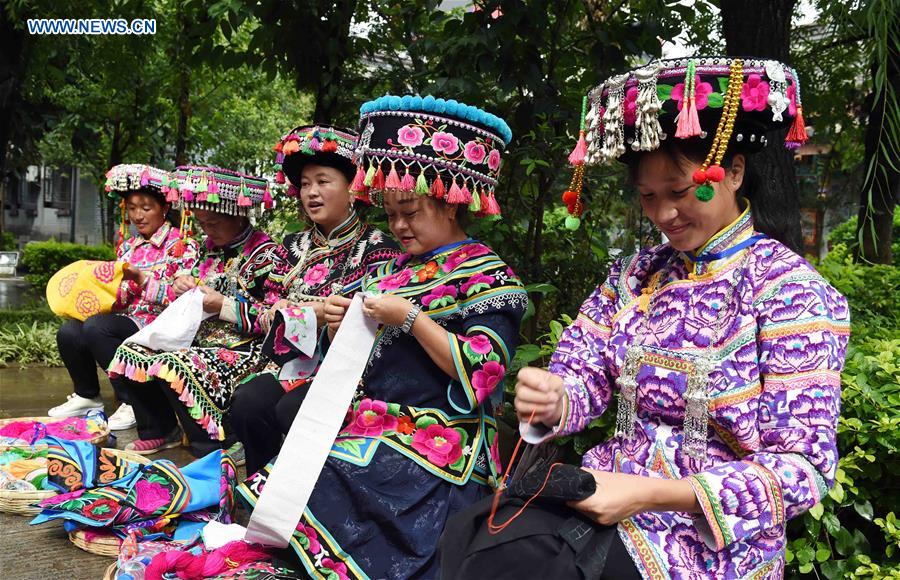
[
  {"xmin": 682, "ymin": 201, "xmax": 755, "ymax": 264},
  {"xmin": 403, "ymin": 238, "xmax": 474, "ymax": 265},
  {"xmin": 133, "ymin": 222, "xmax": 172, "ymax": 249},
  {"xmin": 312, "ymin": 211, "xmax": 361, "ymax": 248}
]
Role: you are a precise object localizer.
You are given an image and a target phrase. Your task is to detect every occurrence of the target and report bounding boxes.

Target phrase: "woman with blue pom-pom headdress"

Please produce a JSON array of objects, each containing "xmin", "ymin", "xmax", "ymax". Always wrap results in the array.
[{"xmin": 237, "ymin": 95, "xmax": 527, "ymax": 578}]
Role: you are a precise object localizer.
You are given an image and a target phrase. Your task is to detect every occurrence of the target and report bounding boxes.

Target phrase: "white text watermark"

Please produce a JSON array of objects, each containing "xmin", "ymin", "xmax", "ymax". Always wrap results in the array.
[{"xmin": 27, "ymin": 18, "xmax": 156, "ymax": 35}]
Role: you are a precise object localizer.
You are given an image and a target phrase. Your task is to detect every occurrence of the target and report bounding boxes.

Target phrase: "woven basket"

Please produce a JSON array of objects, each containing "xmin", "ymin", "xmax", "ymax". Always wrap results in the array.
[
  {"xmin": 103, "ymin": 563, "xmax": 118, "ymax": 580},
  {"xmin": 0, "ymin": 446, "xmax": 147, "ymax": 516},
  {"xmin": 0, "ymin": 415, "xmax": 110, "ymax": 447},
  {"xmin": 70, "ymin": 529, "xmax": 122, "ymax": 557}
]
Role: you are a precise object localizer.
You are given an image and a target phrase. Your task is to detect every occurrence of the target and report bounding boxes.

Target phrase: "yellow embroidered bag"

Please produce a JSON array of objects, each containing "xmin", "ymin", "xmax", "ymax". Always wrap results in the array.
[{"xmin": 46, "ymin": 260, "xmax": 125, "ymax": 321}]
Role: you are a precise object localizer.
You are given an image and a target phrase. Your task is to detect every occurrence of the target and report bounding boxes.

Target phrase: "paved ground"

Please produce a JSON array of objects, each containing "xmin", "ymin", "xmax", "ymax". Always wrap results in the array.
[{"xmin": 0, "ymin": 366, "xmax": 226, "ymax": 580}]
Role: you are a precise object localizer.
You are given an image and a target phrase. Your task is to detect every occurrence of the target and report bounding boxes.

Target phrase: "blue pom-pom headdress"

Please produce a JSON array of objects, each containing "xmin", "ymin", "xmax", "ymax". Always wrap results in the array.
[{"xmin": 351, "ymin": 94, "xmax": 512, "ymax": 217}]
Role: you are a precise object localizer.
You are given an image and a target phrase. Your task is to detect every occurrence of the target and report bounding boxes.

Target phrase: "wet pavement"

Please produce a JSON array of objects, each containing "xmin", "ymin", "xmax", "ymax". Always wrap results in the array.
[{"xmin": 0, "ymin": 366, "xmax": 211, "ymax": 579}]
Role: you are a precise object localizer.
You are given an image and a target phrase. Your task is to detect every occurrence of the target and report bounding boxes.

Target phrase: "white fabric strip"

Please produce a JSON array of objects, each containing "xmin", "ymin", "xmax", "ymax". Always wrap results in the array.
[{"xmin": 244, "ymin": 294, "xmax": 378, "ymax": 547}]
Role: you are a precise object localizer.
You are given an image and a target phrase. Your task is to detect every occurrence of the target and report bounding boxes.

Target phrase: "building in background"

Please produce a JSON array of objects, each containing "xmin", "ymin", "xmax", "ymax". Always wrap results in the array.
[{"xmin": 1, "ymin": 165, "xmax": 104, "ymax": 248}]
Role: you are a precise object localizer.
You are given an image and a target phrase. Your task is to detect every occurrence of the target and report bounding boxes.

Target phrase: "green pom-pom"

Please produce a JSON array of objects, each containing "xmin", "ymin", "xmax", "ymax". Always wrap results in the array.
[
  {"xmin": 565, "ymin": 215, "xmax": 581, "ymax": 230},
  {"xmin": 695, "ymin": 184, "xmax": 715, "ymax": 202}
]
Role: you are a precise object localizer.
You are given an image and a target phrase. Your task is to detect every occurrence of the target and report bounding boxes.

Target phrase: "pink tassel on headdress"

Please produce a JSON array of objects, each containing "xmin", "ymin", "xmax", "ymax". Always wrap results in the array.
[
  {"xmin": 675, "ymin": 97, "xmax": 701, "ymax": 138},
  {"xmin": 430, "ymin": 176, "xmax": 446, "ymax": 199},
  {"xmin": 400, "ymin": 170, "xmax": 415, "ymax": 192},
  {"xmin": 262, "ymin": 186, "xmax": 274, "ymax": 209},
  {"xmin": 181, "ymin": 187, "xmax": 194, "ymax": 202},
  {"xmin": 446, "ymin": 179, "xmax": 465, "ymax": 204},
  {"xmin": 140, "ymin": 167, "xmax": 151, "ymax": 187},
  {"xmin": 349, "ymin": 166, "xmax": 366, "ymax": 193},
  {"xmin": 208, "ymin": 178, "xmax": 219, "ymax": 195},
  {"xmin": 166, "ymin": 187, "xmax": 179, "ymax": 203},
  {"xmin": 275, "ymin": 170, "xmax": 285, "ymax": 184},
  {"xmin": 485, "ymin": 192, "xmax": 501, "ymax": 215},
  {"xmin": 309, "ymin": 137, "xmax": 320, "ymax": 152},
  {"xmin": 385, "ymin": 165, "xmax": 402, "ymax": 190},
  {"xmin": 568, "ymin": 132, "xmax": 587, "ymax": 165},
  {"xmin": 459, "ymin": 183, "xmax": 473, "ymax": 204}
]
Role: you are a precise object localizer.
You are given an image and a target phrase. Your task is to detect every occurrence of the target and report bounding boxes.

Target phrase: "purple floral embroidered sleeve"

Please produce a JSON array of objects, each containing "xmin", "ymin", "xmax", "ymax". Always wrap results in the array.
[{"xmin": 688, "ymin": 273, "xmax": 850, "ymax": 551}]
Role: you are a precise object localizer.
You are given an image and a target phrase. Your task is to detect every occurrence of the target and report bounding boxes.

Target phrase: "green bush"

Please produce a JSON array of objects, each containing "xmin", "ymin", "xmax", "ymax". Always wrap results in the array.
[
  {"xmin": 828, "ymin": 213, "xmax": 900, "ymax": 267},
  {"xmin": 20, "ymin": 240, "xmax": 116, "ymax": 291},
  {"xmin": 0, "ymin": 231, "xmax": 15, "ymax": 251},
  {"xmin": 0, "ymin": 306, "xmax": 60, "ymax": 326},
  {"xmin": 0, "ymin": 322, "xmax": 63, "ymax": 368}
]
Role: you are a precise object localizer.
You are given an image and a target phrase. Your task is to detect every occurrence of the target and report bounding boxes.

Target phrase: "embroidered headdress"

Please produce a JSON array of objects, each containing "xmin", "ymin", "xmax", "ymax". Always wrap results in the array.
[
  {"xmin": 273, "ymin": 125, "xmax": 359, "ymax": 199},
  {"xmin": 170, "ymin": 165, "xmax": 273, "ymax": 217},
  {"xmin": 104, "ymin": 164, "xmax": 170, "ymax": 196},
  {"xmin": 564, "ymin": 57, "xmax": 809, "ymax": 227},
  {"xmin": 350, "ymin": 94, "xmax": 513, "ymax": 217}
]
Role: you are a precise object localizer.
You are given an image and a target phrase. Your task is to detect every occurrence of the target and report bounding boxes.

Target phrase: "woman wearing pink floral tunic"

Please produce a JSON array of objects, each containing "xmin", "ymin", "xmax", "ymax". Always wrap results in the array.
[{"xmin": 444, "ymin": 58, "xmax": 849, "ymax": 579}]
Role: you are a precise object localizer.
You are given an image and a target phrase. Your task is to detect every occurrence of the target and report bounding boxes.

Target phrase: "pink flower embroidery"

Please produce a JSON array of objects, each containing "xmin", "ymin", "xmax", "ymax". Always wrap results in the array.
[
  {"xmin": 487, "ymin": 149, "xmax": 502, "ymax": 172},
  {"xmin": 320, "ymin": 558, "xmax": 349, "ymax": 580},
  {"xmin": 43, "ymin": 489, "xmax": 86, "ymax": 506},
  {"xmin": 303, "ymin": 263, "xmax": 330, "ymax": 287},
  {"xmin": 411, "ymin": 424, "xmax": 463, "ymax": 467},
  {"xmin": 346, "ymin": 399, "xmax": 399, "ymax": 437},
  {"xmin": 431, "ymin": 131, "xmax": 460, "ymax": 155},
  {"xmin": 273, "ymin": 324, "xmax": 291, "ymax": 355},
  {"xmin": 377, "ymin": 268, "xmax": 414, "ymax": 291},
  {"xmin": 397, "ymin": 125, "xmax": 425, "ymax": 147},
  {"xmin": 134, "ymin": 480, "xmax": 172, "ymax": 514},
  {"xmin": 463, "ymin": 141, "xmax": 487, "ymax": 164},
  {"xmin": 741, "ymin": 74, "xmax": 770, "ymax": 111},
  {"xmin": 462, "ymin": 334, "xmax": 493, "ymax": 355},
  {"xmin": 471, "ymin": 360, "xmax": 505, "ymax": 404},
  {"xmin": 421, "ymin": 284, "xmax": 458, "ymax": 308},
  {"xmin": 623, "ymin": 86, "xmax": 639, "ymax": 125},
  {"xmin": 460, "ymin": 273, "xmax": 495, "ymax": 295},
  {"xmin": 670, "ymin": 75, "xmax": 714, "ymax": 110},
  {"xmin": 216, "ymin": 348, "xmax": 239, "ymax": 364},
  {"xmin": 442, "ymin": 243, "xmax": 492, "ymax": 273},
  {"xmin": 490, "ymin": 436, "xmax": 502, "ymax": 472},
  {"xmin": 295, "ymin": 522, "xmax": 322, "ymax": 554}
]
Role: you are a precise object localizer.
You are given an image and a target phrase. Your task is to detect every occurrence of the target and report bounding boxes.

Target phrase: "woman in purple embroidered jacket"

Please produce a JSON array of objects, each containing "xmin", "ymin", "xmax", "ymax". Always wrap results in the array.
[
  {"xmin": 237, "ymin": 96, "xmax": 527, "ymax": 579},
  {"xmin": 48, "ymin": 164, "xmax": 199, "ymax": 432},
  {"xmin": 231, "ymin": 124, "xmax": 400, "ymax": 474},
  {"xmin": 108, "ymin": 166, "xmax": 283, "ymax": 457},
  {"xmin": 446, "ymin": 59, "xmax": 850, "ymax": 579}
]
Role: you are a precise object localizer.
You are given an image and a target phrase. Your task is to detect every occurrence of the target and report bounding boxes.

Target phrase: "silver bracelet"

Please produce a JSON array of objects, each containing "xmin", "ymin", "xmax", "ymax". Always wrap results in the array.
[{"xmin": 400, "ymin": 304, "xmax": 421, "ymax": 334}]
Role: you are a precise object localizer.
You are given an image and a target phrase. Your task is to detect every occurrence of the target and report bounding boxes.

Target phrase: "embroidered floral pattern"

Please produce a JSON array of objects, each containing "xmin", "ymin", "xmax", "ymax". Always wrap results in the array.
[
  {"xmin": 463, "ymin": 141, "xmax": 487, "ymax": 164},
  {"xmin": 671, "ymin": 75, "xmax": 714, "ymax": 110},
  {"xmin": 421, "ymin": 284, "xmax": 458, "ymax": 309},
  {"xmin": 471, "ymin": 360, "xmax": 505, "ymax": 404},
  {"xmin": 344, "ymin": 399, "xmax": 399, "ymax": 437},
  {"xmin": 377, "ymin": 267, "xmax": 414, "ymax": 291},
  {"xmin": 411, "ymin": 424, "xmax": 464, "ymax": 467},
  {"xmin": 134, "ymin": 480, "xmax": 172, "ymax": 514},
  {"xmin": 303, "ymin": 262, "xmax": 331, "ymax": 287},
  {"xmin": 396, "ymin": 125, "xmax": 425, "ymax": 147},
  {"xmin": 741, "ymin": 74, "xmax": 770, "ymax": 111},
  {"xmin": 430, "ymin": 131, "xmax": 460, "ymax": 155}
]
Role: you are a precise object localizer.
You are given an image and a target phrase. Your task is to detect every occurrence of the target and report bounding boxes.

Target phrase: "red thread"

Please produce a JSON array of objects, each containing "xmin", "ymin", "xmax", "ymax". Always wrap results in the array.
[{"xmin": 145, "ymin": 541, "xmax": 270, "ymax": 580}]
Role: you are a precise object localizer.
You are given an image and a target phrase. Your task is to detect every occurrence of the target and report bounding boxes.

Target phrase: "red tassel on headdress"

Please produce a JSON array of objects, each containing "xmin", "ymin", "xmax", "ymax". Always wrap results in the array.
[
  {"xmin": 349, "ymin": 166, "xmax": 366, "ymax": 193},
  {"xmin": 263, "ymin": 185, "xmax": 274, "ymax": 209},
  {"xmin": 273, "ymin": 141, "xmax": 284, "ymax": 153},
  {"xmin": 785, "ymin": 106, "xmax": 809, "ymax": 146},
  {"xmin": 400, "ymin": 170, "xmax": 415, "ymax": 192},
  {"xmin": 372, "ymin": 166, "xmax": 386, "ymax": 190},
  {"xmin": 479, "ymin": 190, "xmax": 491, "ymax": 214},
  {"xmin": 459, "ymin": 183, "xmax": 473, "ymax": 204},
  {"xmin": 568, "ymin": 132, "xmax": 587, "ymax": 165},
  {"xmin": 485, "ymin": 192, "xmax": 501, "ymax": 216},
  {"xmin": 385, "ymin": 164, "xmax": 402, "ymax": 190},
  {"xmin": 354, "ymin": 190, "xmax": 372, "ymax": 204},
  {"xmin": 321, "ymin": 139, "xmax": 338, "ymax": 153},
  {"xmin": 275, "ymin": 170, "xmax": 285, "ymax": 185},
  {"xmin": 430, "ymin": 176, "xmax": 446, "ymax": 199}
]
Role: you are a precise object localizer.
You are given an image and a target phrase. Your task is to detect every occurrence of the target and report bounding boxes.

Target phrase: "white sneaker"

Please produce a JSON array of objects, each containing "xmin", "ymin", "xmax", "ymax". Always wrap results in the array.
[
  {"xmin": 47, "ymin": 394, "xmax": 104, "ymax": 418},
  {"xmin": 107, "ymin": 403, "xmax": 137, "ymax": 430}
]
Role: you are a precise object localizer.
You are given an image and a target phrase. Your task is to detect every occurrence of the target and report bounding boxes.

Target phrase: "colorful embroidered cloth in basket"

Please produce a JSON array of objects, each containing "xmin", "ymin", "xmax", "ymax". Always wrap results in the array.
[
  {"xmin": 31, "ymin": 448, "xmax": 237, "ymax": 543},
  {"xmin": 46, "ymin": 260, "xmax": 126, "ymax": 321}
]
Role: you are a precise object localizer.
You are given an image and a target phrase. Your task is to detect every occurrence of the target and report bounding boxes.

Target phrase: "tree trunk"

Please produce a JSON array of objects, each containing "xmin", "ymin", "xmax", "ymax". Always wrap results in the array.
[
  {"xmin": 855, "ymin": 47, "xmax": 899, "ymax": 264},
  {"xmin": 720, "ymin": 0, "xmax": 804, "ymax": 253},
  {"xmin": 174, "ymin": 1, "xmax": 191, "ymax": 166},
  {"xmin": 0, "ymin": 10, "xmax": 27, "ymax": 178},
  {"xmin": 103, "ymin": 121, "xmax": 124, "ymax": 245}
]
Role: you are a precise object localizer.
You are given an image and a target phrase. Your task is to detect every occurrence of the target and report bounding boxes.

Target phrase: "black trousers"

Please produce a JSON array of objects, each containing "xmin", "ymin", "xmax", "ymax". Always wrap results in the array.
[
  {"xmin": 231, "ymin": 373, "xmax": 308, "ymax": 474},
  {"xmin": 57, "ymin": 314, "xmax": 138, "ymax": 403}
]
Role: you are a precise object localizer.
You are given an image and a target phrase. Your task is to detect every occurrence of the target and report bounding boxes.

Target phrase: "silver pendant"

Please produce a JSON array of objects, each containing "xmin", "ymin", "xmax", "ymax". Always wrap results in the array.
[
  {"xmin": 615, "ymin": 345, "xmax": 643, "ymax": 439},
  {"xmin": 683, "ymin": 356, "xmax": 713, "ymax": 463}
]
